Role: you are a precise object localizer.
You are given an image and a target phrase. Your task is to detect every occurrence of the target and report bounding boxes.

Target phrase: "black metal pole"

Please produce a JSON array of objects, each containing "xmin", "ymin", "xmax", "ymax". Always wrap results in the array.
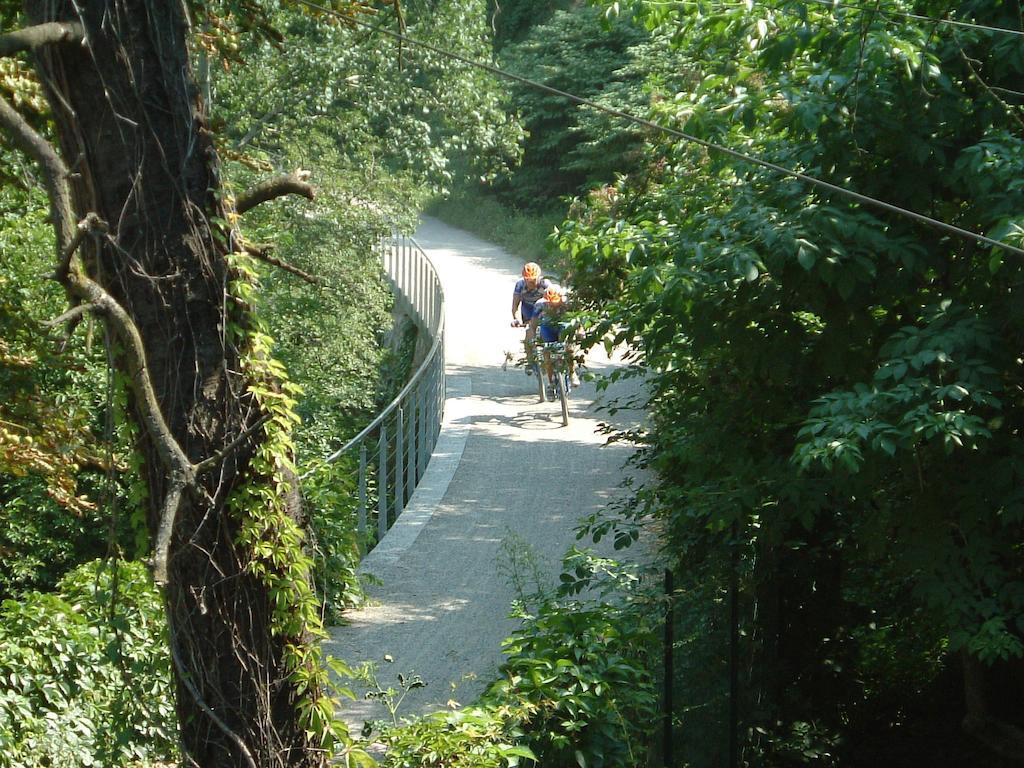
[
  {"xmin": 664, "ymin": 568, "xmax": 674, "ymax": 768},
  {"xmin": 729, "ymin": 523, "xmax": 739, "ymax": 768}
]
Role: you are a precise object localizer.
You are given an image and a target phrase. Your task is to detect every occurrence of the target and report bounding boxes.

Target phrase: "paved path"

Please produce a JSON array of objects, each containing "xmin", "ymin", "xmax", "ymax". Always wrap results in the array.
[{"xmin": 326, "ymin": 216, "xmax": 642, "ymax": 733}]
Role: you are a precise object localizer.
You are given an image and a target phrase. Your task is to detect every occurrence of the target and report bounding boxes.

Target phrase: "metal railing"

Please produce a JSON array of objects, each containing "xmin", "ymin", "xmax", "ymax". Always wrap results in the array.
[{"xmin": 313, "ymin": 233, "xmax": 445, "ymax": 550}]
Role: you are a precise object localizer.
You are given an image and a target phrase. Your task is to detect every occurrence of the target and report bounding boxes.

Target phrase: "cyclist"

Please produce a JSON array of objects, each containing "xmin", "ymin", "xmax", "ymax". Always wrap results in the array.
[
  {"xmin": 529, "ymin": 285, "xmax": 580, "ymax": 399},
  {"xmin": 511, "ymin": 262, "xmax": 551, "ymax": 375}
]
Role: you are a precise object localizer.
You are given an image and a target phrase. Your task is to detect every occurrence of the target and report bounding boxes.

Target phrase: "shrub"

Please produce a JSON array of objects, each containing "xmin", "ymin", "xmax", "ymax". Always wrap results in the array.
[
  {"xmin": 0, "ymin": 559, "xmax": 176, "ymax": 767},
  {"xmin": 485, "ymin": 550, "xmax": 659, "ymax": 768},
  {"xmin": 380, "ymin": 707, "xmax": 536, "ymax": 768}
]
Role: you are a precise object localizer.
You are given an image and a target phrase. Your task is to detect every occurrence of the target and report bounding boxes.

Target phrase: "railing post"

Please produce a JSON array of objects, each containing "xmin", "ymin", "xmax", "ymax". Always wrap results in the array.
[
  {"xmin": 378, "ymin": 424, "xmax": 388, "ymax": 541},
  {"xmin": 358, "ymin": 444, "xmax": 367, "ymax": 551},
  {"xmin": 406, "ymin": 396, "xmax": 416, "ymax": 503},
  {"xmin": 418, "ymin": 257, "xmax": 426, "ymax": 328},
  {"xmin": 396, "ymin": 406, "xmax": 405, "ymax": 519},
  {"xmin": 430, "ymin": 359, "xmax": 440, "ymax": 445},
  {"xmin": 432, "ymin": 349, "xmax": 443, "ymax": 443},
  {"xmin": 418, "ymin": 378, "xmax": 428, "ymax": 479},
  {"xmin": 399, "ymin": 239, "xmax": 406, "ymax": 299}
]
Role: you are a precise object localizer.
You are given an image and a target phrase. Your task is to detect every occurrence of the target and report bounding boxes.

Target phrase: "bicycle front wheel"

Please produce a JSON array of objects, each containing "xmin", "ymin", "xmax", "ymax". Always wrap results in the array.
[
  {"xmin": 534, "ymin": 362, "xmax": 546, "ymax": 402},
  {"xmin": 555, "ymin": 372, "xmax": 569, "ymax": 426}
]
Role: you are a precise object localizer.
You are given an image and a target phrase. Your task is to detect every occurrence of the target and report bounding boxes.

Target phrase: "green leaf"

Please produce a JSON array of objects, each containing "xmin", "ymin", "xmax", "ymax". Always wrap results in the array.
[{"xmin": 797, "ymin": 244, "xmax": 817, "ymax": 271}]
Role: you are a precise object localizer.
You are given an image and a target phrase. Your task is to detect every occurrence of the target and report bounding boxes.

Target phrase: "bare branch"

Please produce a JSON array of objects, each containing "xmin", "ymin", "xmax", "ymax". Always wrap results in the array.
[
  {"xmin": 234, "ymin": 170, "xmax": 314, "ymax": 215},
  {"xmin": 959, "ymin": 46, "xmax": 1024, "ymax": 131},
  {"xmin": 0, "ymin": 22, "xmax": 84, "ymax": 57},
  {"xmin": 43, "ymin": 302, "xmax": 97, "ymax": 329},
  {"xmin": 63, "ymin": 267, "xmax": 192, "ymax": 476},
  {"xmin": 54, "ymin": 213, "xmax": 108, "ymax": 282},
  {"xmin": 194, "ymin": 413, "xmax": 273, "ymax": 474},
  {"xmin": 246, "ymin": 244, "xmax": 321, "ymax": 284},
  {"xmin": 0, "ymin": 95, "xmax": 75, "ymax": 251},
  {"xmin": 47, "ymin": 253, "xmax": 198, "ymax": 590}
]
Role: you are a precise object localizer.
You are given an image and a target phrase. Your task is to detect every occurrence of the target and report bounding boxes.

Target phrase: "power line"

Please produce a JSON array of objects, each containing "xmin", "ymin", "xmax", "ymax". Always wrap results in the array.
[
  {"xmin": 294, "ymin": 0, "xmax": 1024, "ymax": 258},
  {"xmin": 801, "ymin": 0, "xmax": 1024, "ymax": 39},
  {"xmin": 641, "ymin": 0, "xmax": 1024, "ymax": 39}
]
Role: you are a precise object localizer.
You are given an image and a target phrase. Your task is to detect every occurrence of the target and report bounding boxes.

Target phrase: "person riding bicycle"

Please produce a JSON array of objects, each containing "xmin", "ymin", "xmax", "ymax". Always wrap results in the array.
[
  {"xmin": 512, "ymin": 262, "xmax": 551, "ymax": 324},
  {"xmin": 529, "ymin": 285, "xmax": 580, "ymax": 399},
  {"xmin": 511, "ymin": 262, "xmax": 551, "ymax": 374}
]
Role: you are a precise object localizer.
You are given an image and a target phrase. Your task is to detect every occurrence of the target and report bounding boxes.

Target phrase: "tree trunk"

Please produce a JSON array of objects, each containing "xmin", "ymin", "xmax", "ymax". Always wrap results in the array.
[{"xmin": 27, "ymin": 2, "xmax": 324, "ymax": 765}]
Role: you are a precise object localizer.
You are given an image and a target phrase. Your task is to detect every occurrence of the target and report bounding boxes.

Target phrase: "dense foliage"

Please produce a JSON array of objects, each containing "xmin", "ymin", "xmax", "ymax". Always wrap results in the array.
[
  {"xmin": 0, "ymin": 560, "xmax": 176, "ymax": 766},
  {"xmin": 553, "ymin": 0, "xmax": 1024, "ymax": 763},
  {"xmin": 486, "ymin": 549, "xmax": 659, "ymax": 768},
  {"xmin": 0, "ymin": 0, "xmax": 520, "ymax": 762},
  {"xmin": 0, "ymin": 185, "xmax": 144, "ymax": 599},
  {"xmin": 490, "ymin": 5, "xmax": 648, "ymax": 209},
  {"xmin": 6, "ymin": 0, "xmax": 1022, "ymax": 762}
]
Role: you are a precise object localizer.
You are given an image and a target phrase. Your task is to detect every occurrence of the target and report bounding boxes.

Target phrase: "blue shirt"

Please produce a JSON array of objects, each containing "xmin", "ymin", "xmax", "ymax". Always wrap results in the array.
[{"xmin": 514, "ymin": 277, "xmax": 551, "ymax": 307}]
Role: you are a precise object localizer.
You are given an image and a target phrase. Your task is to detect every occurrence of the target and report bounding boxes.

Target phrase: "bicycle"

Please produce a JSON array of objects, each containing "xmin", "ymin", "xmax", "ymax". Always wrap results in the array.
[
  {"xmin": 511, "ymin": 320, "xmax": 547, "ymax": 404},
  {"xmin": 538, "ymin": 340, "xmax": 573, "ymax": 426}
]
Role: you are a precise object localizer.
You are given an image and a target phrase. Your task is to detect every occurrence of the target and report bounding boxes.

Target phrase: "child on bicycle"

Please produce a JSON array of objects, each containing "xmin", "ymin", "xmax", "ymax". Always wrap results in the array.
[{"xmin": 529, "ymin": 285, "xmax": 580, "ymax": 399}]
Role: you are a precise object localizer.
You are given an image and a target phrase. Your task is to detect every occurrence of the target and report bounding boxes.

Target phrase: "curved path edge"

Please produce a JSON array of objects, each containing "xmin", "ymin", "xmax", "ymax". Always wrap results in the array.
[
  {"xmin": 357, "ymin": 376, "xmax": 472, "ymax": 574},
  {"xmin": 327, "ymin": 217, "xmax": 644, "ymax": 734}
]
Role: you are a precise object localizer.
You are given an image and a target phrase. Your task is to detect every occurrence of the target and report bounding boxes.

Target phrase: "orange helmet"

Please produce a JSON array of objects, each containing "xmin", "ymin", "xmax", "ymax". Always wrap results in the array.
[
  {"xmin": 543, "ymin": 286, "xmax": 563, "ymax": 303},
  {"xmin": 522, "ymin": 262, "xmax": 542, "ymax": 280}
]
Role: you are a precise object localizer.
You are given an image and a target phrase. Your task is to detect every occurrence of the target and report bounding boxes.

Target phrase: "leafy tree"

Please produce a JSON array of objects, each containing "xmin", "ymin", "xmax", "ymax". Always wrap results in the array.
[
  {"xmin": 0, "ymin": 186, "xmax": 118, "ymax": 597},
  {"xmin": 487, "ymin": 0, "xmax": 571, "ymax": 49},
  {"xmin": 493, "ymin": 6, "xmax": 648, "ymax": 209},
  {"xmin": 0, "ymin": 0, "xmax": 518, "ymax": 765},
  {"xmin": 557, "ymin": 0, "xmax": 1024, "ymax": 763}
]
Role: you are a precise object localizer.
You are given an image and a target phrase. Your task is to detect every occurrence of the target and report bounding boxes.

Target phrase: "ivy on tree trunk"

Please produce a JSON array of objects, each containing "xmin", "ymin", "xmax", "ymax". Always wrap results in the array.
[{"xmin": 12, "ymin": 1, "xmax": 327, "ymax": 765}]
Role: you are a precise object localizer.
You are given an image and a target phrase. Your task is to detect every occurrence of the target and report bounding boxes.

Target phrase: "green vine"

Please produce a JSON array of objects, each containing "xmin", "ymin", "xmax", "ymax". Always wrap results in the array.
[{"xmin": 224, "ymin": 251, "xmax": 370, "ymax": 764}]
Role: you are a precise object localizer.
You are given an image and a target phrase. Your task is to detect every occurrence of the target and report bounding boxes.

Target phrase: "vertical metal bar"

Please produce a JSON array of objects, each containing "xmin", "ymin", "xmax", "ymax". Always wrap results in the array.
[
  {"xmin": 439, "ymin": 333, "xmax": 447, "ymax": 426},
  {"xmin": 664, "ymin": 569, "xmax": 674, "ymax": 768},
  {"xmin": 729, "ymin": 522, "xmax": 739, "ymax": 768},
  {"xmin": 432, "ymin": 354, "xmax": 442, "ymax": 446},
  {"xmin": 417, "ymin": 376, "xmax": 425, "ymax": 479},
  {"xmin": 424, "ymin": 361, "xmax": 435, "ymax": 454},
  {"xmin": 434, "ymin": 348, "xmax": 443, "ymax": 444},
  {"xmin": 358, "ymin": 443, "xmax": 367, "ymax": 551},
  {"xmin": 378, "ymin": 424, "xmax": 388, "ymax": 540},
  {"xmin": 401, "ymin": 240, "xmax": 408, "ymax": 297},
  {"xmin": 395, "ymin": 406, "xmax": 405, "ymax": 519},
  {"xmin": 410, "ymin": 245, "xmax": 416, "ymax": 312},
  {"xmin": 406, "ymin": 395, "xmax": 416, "ymax": 501},
  {"xmin": 421, "ymin": 258, "xmax": 428, "ymax": 329},
  {"xmin": 430, "ymin": 263, "xmax": 436, "ymax": 331},
  {"xmin": 417, "ymin": 379, "xmax": 427, "ymax": 479}
]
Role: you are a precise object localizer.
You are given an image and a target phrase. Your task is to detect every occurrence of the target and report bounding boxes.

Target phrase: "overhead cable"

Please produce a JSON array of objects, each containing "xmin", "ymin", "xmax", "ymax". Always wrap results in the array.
[
  {"xmin": 641, "ymin": 0, "xmax": 1024, "ymax": 39},
  {"xmin": 293, "ymin": 0, "xmax": 1024, "ymax": 258},
  {"xmin": 801, "ymin": 0, "xmax": 1024, "ymax": 39}
]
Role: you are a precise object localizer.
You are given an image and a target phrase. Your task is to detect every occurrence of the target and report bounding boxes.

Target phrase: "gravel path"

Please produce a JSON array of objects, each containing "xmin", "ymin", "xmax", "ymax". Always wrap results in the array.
[{"xmin": 325, "ymin": 216, "xmax": 643, "ymax": 734}]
